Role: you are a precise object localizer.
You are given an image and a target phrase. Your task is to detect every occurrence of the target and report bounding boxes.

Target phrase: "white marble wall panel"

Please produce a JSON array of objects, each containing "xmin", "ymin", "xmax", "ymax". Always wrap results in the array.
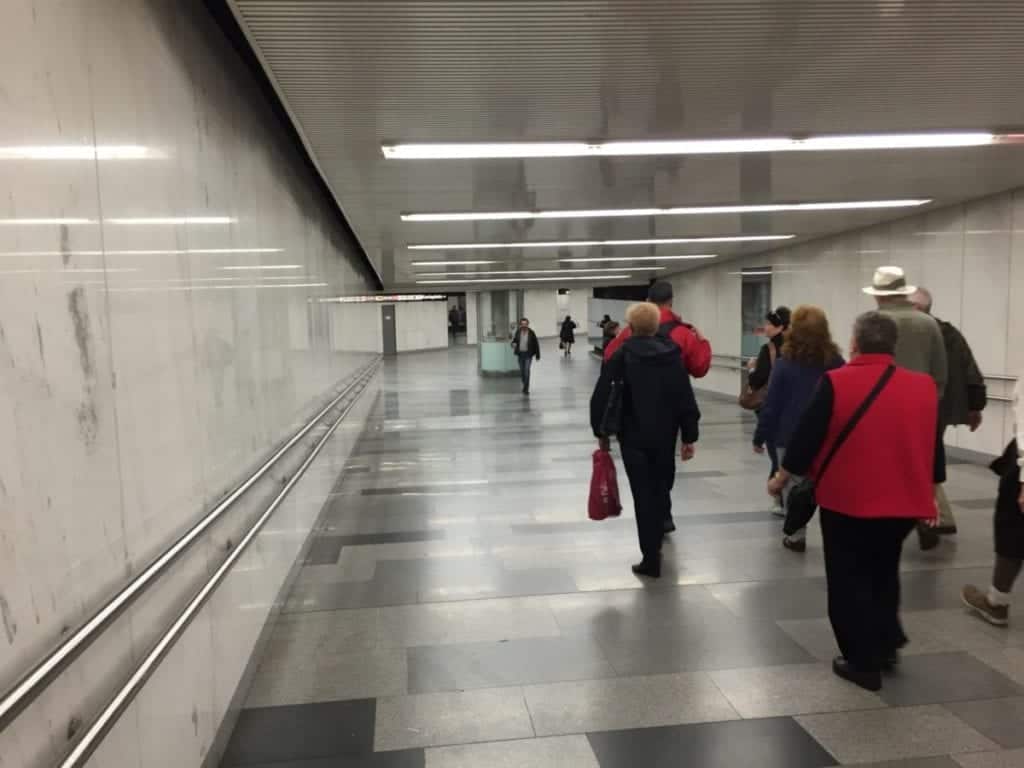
[
  {"xmin": 465, "ymin": 292, "xmax": 479, "ymax": 345},
  {"xmin": 332, "ymin": 304, "xmax": 384, "ymax": 353},
  {"xmin": 0, "ymin": 2, "xmax": 379, "ymax": 766},
  {"xmin": 667, "ymin": 189, "xmax": 1024, "ymax": 455},
  {"xmin": 524, "ymin": 288, "xmax": 559, "ymax": 337},
  {"xmin": 395, "ymin": 301, "xmax": 449, "ymax": 351},
  {"xmin": 567, "ymin": 289, "xmax": 590, "ymax": 344}
]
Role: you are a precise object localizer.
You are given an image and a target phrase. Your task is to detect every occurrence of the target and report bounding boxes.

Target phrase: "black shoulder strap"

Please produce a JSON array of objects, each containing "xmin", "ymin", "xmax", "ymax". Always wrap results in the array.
[
  {"xmin": 817, "ymin": 365, "xmax": 896, "ymax": 481},
  {"xmin": 657, "ymin": 319, "xmax": 682, "ymax": 339}
]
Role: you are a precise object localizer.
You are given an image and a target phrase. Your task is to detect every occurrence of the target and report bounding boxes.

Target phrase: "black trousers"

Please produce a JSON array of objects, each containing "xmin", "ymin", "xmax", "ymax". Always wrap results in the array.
[
  {"xmin": 622, "ymin": 444, "xmax": 676, "ymax": 560},
  {"xmin": 820, "ymin": 508, "xmax": 916, "ymax": 672}
]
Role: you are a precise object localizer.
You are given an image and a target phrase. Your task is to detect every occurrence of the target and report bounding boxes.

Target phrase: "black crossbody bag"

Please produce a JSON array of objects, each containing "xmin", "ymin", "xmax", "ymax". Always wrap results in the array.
[{"xmin": 783, "ymin": 365, "xmax": 896, "ymax": 534}]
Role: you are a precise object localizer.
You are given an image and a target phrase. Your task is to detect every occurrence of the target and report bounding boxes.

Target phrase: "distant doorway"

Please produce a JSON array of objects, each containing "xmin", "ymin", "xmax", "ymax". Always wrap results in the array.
[{"xmin": 447, "ymin": 293, "xmax": 469, "ymax": 345}]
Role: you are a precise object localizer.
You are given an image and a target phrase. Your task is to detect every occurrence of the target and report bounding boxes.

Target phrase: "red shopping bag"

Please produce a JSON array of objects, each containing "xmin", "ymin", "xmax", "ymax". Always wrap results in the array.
[{"xmin": 588, "ymin": 449, "xmax": 622, "ymax": 521}]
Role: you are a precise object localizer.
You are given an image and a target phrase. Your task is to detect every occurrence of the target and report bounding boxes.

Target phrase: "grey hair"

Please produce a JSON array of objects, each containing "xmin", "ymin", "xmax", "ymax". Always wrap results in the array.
[
  {"xmin": 853, "ymin": 311, "xmax": 900, "ymax": 355},
  {"xmin": 911, "ymin": 287, "xmax": 933, "ymax": 313}
]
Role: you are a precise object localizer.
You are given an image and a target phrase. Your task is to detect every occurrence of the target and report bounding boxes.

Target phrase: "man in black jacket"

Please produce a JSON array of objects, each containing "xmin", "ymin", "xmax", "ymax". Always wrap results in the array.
[
  {"xmin": 590, "ymin": 302, "xmax": 701, "ymax": 578},
  {"xmin": 511, "ymin": 317, "xmax": 541, "ymax": 394},
  {"xmin": 911, "ymin": 288, "xmax": 987, "ymax": 534}
]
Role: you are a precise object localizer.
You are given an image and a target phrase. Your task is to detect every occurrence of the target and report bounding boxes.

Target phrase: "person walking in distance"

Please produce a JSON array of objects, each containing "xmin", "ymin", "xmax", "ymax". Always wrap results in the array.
[
  {"xmin": 753, "ymin": 306, "xmax": 844, "ymax": 552},
  {"xmin": 910, "ymin": 287, "xmax": 987, "ymax": 536},
  {"xmin": 591, "ymin": 302, "xmax": 701, "ymax": 578},
  {"xmin": 511, "ymin": 317, "xmax": 541, "ymax": 395},
  {"xmin": 560, "ymin": 315, "xmax": 578, "ymax": 357},
  {"xmin": 749, "ymin": 307, "xmax": 791, "ymax": 504},
  {"xmin": 961, "ymin": 372, "xmax": 1023, "ymax": 626},
  {"xmin": 866, "ymin": 266, "xmax": 948, "ymax": 551},
  {"xmin": 768, "ymin": 312, "xmax": 941, "ymax": 691},
  {"xmin": 604, "ymin": 281, "xmax": 711, "ymax": 534}
]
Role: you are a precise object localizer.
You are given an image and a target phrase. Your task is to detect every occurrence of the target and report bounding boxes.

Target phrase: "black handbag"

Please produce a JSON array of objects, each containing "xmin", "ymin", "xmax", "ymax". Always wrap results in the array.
[{"xmin": 783, "ymin": 365, "xmax": 896, "ymax": 535}]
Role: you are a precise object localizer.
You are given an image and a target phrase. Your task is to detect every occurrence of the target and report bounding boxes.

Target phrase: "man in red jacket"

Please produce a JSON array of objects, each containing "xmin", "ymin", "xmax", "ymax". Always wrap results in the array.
[{"xmin": 603, "ymin": 282, "xmax": 712, "ymax": 378}]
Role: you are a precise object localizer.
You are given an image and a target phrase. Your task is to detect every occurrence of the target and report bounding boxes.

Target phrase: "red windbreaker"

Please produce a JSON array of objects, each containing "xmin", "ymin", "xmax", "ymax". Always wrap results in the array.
[{"xmin": 603, "ymin": 307, "xmax": 711, "ymax": 378}]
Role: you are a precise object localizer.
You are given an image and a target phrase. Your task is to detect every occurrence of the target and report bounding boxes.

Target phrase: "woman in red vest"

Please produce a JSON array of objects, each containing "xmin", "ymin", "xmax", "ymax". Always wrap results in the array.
[{"xmin": 768, "ymin": 311, "xmax": 940, "ymax": 692}]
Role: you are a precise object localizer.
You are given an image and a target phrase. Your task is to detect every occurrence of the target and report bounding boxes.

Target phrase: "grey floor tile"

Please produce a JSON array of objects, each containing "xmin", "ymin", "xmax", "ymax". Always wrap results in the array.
[
  {"xmin": 586, "ymin": 717, "xmax": 837, "ymax": 768},
  {"xmin": 945, "ymin": 697, "xmax": 1024, "ymax": 748},
  {"xmin": 971, "ymin": 648, "xmax": 1024, "ymax": 686},
  {"xmin": 248, "ymin": 647, "xmax": 408, "ymax": 707},
  {"xmin": 899, "ymin": 569, "xmax": 995, "ymax": 612},
  {"xmin": 374, "ymin": 688, "xmax": 534, "ymax": 751},
  {"xmin": 424, "ymin": 735, "xmax": 600, "ymax": 768},
  {"xmin": 221, "ymin": 699, "xmax": 375, "ymax": 765},
  {"xmin": 777, "ymin": 617, "xmax": 959, "ymax": 663},
  {"xmin": 709, "ymin": 579, "xmax": 829, "ymax": 620},
  {"xmin": 407, "ymin": 634, "xmax": 614, "ymax": 693},
  {"xmin": 879, "ymin": 652, "xmax": 1022, "ymax": 706},
  {"xmin": 285, "ymin": 577, "xmax": 419, "ymax": 612},
  {"xmin": 378, "ymin": 596, "xmax": 561, "ymax": 648},
  {"xmin": 523, "ymin": 672, "xmax": 740, "ymax": 736},
  {"xmin": 797, "ymin": 705, "xmax": 999, "ymax": 764},
  {"xmin": 843, "ymin": 760, "xmax": 960, "ymax": 768},
  {"xmin": 252, "ymin": 750, "xmax": 425, "ymax": 767},
  {"xmin": 954, "ymin": 748, "xmax": 1024, "ymax": 768},
  {"xmin": 305, "ymin": 535, "xmax": 346, "ymax": 565},
  {"xmin": 710, "ymin": 662, "xmax": 885, "ymax": 717}
]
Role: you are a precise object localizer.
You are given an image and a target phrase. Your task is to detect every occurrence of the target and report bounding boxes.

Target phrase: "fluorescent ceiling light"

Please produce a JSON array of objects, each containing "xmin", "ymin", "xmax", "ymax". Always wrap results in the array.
[
  {"xmin": 218, "ymin": 264, "xmax": 302, "ymax": 271},
  {"xmin": 409, "ymin": 259, "xmax": 501, "ymax": 267},
  {"xmin": 0, "ymin": 145, "xmax": 161, "ymax": 160},
  {"xmin": 106, "ymin": 216, "xmax": 235, "ymax": 225},
  {"xmin": 402, "ymin": 199, "xmax": 931, "ymax": 222},
  {"xmin": 409, "ymin": 235, "xmax": 793, "ymax": 251},
  {"xmin": 0, "ymin": 218, "xmax": 93, "ymax": 226},
  {"xmin": 383, "ymin": 132, "xmax": 998, "ymax": 160},
  {"xmin": 418, "ymin": 275, "xmax": 632, "ymax": 284},
  {"xmin": 728, "ymin": 270, "xmax": 773, "ymax": 276},
  {"xmin": 416, "ymin": 267, "xmax": 664, "ymax": 277},
  {"xmin": 560, "ymin": 254, "xmax": 717, "ymax": 263},
  {"xmin": 319, "ymin": 294, "xmax": 448, "ymax": 304}
]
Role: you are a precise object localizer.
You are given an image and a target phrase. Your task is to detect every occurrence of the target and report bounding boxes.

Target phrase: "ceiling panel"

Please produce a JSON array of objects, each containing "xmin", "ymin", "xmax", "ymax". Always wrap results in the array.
[{"xmin": 230, "ymin": 0, "xmax": 1024, "ymax": 290}]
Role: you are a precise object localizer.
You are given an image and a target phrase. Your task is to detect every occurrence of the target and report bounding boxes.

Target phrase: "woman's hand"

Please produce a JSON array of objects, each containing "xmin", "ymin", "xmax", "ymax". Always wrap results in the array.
[{"xmin": 767, "ymin": 471, "xmax": 787, "ymax": 497}]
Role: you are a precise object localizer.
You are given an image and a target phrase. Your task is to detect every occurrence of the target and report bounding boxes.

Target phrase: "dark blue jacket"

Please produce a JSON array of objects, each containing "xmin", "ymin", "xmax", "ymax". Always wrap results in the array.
[{"xmin": 754, "ymin": 355, "xmax": 844, "ymax": 449}]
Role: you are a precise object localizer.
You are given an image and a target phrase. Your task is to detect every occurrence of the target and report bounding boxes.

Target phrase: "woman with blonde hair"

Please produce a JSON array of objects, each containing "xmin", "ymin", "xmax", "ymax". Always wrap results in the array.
[
  {"xmin": 754, "ymin": 305, "xmax": 844, "ymax": 551},
  {"xmin": 591, "ymin": 302, "xmax": 701, "ymax": 577}
]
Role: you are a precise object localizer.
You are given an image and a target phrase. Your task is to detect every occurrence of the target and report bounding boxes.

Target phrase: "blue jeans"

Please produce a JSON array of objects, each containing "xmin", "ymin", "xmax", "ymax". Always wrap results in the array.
[{"xmin": 518, "ymin": 353, "xmax": 533, "ymax": 391}]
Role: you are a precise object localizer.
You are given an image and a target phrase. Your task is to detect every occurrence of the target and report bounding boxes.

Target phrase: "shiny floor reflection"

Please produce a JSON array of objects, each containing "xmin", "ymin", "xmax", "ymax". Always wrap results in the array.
[{"xmin": 222, "ymin": 344, "xmax": 1021, "ymax": 768}]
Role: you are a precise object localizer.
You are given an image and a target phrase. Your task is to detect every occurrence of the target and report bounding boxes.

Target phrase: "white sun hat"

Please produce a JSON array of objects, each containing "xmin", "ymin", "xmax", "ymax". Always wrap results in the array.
[{"xmin": 862, "ymin": 265, "xmax": 917, "ymax": 296}]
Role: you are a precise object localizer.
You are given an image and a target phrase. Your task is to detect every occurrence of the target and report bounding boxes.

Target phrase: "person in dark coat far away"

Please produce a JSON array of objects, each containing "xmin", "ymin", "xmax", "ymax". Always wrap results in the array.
[
  {"xmin": 510, "ymin": 317, "xmax": 541, "ymax": 395},
  {"xmin": 591, "ymin": 302, "xmax": 701, "ymax": 579},
  {"xmin": 560, "ymin": 315, "xmax": 577, "ymax": 357},
  {"xmin": 749, "ymin": 306, "xmax": 791, "ymax": 485}
]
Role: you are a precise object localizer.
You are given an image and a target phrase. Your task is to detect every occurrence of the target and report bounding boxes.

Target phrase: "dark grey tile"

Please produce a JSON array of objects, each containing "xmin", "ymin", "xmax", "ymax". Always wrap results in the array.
[
  {"xmin": 953, "ymin": 498, "xmax": 999, "ymax": 510},
  {"xmin": 899, "ymin": 568, "xmax": 994, "ymax": 612},
  {"xmin": 284, "ymin": 578, "xmax": 418, "ymax": 612},
  {"xmin": 945, "ymin": 696, "xmax": 1024, "ymax": 748},
  {"xmin": 586, "ymin": 717, "xmax": 837, "ymax": 768},
  {"xmin": 880, "ymin": 652, "xmax": 1023, "ymax": 706},
  {"xmin": 221, "ymin": 700, "xmax": 374, "ymax": 765},
  {"xmin": 830, "ymin": 758, "xmax": 958, "ymax": 768},
  {"xmin": 245, "ymin": 750, "xmax": 425, "ymax": 767},
  {"xmin": 407, "ymin": 634, "xmax": 614, "ymax": 693},
  {"xmin": 709, "ymin": 579, "xmax": 828, "ymax": 620},
  {"xmin": 305, "ymin": 536, "xmax": 346, "ymax": 566},
  {"xmin": 335, "ymin": 531, "xmax": 446, "ymax": 546}
]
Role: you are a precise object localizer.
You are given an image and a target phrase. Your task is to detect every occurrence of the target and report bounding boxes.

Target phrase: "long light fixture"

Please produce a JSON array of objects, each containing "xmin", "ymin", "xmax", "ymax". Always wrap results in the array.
[
  {"xmin": 560, "ymin": 254, "xmax": 717, "ymax": 263},
  {"xmin": 416, "ymin": 266, "xmax": 665, "ymax": 278},
  {"xmin": 218, "ymin": 264, "xmax": 302, "ymax": 271},
  {"xmin": 106, "ymin": 216, "xmax": 235, "ymax": 225},
  {"xmin": 0, "ymin": 145, "xmax": 162, "ymax": 160},
  {"xmin": 0, "ymin": 218, "xmax": 93, "ymax": 226},
  {"xmin": 418, "ymin": 275, "xmax": 631, "ymax": 284},
  {"xmin": 409, "ymin": 234, "xmax": 792, "ymax": 251},
  {"xmin": 402, "ymin": 199, "xmax": 930, "ymax": 222},
  {"xmin": 410, "ymin": 259, "xmax": 501, "ymax": 267},
  {"xmin": 383, "ymin": 132, "xmax": 1003, "ymax": 160}
]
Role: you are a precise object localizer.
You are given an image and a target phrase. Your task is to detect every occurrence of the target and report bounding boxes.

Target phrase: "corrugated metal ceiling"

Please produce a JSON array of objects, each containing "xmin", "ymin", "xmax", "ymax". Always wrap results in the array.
[{"xmin": 229, "ymin": 0, "xmax": 1024, "ymax": 289}]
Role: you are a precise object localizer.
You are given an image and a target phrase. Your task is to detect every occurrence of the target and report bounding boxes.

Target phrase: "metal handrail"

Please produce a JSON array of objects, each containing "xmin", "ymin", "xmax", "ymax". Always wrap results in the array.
[
  {"xmin": 0, "ymin": 357, "xmax": 380, "ymax": 732},
  {"xmin": 57, "ymin": 363, "xmax": 378, "ymax": 768},
  {"xmin": 985, "ymin": 373, "xmax": 1018, "ymax": 382},
  {"xmin": 989, "ymin": 395, "xmax": 1014, "ymax": 403}
]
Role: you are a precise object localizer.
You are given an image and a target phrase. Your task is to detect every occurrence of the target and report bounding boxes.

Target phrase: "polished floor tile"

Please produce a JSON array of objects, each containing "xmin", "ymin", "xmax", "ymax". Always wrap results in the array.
[
  {"xmin": 374, "ymin": 688, "xmax": 535, "ymax": 751},
  {"xmin": 251, "ymin": 751, "xmax": 425, "ymax": 768},
  {"xmin": 424, "ymin": 735, "xmax": 600, "ymax": 768},
  {"xmin": 845, "ymin": 759, "xmax": 960, "ymax": 768},
  {"xmin": 377, "ymin": 597, "xmax": 561, "ymax": 648},
  {"xmin": 586, "ymin": 717, "xmax": 837, "ymax": 768},
  {"xmin": 953, "ymin": 748, "xmax": 1024, "ymax": 767},
  {"xmin": 221, "ymin": 700, "xmax": 375, "ymax": 765},
  {"xmin": 878, "ymin": 652, "xmax": 1022, "ymax": 706},
  {"xmin": 523, "ymin": 672, "xmax": 740, "ymax": 736},
  {"xmin": 408, "ymin": 634, "xmax": 614, "ymax": 694},
  {"xmin": 248, "ymin": 647, "xmax": 408, "ymax": 707},
  {"xmin": 796, "ymin": 705, "xmax": 999, "ymax": 764},
  {"xmin": 710, "ymin": 662, "xmax": 885, "ymax": 718},
  {"xmin": 708, "ymin": 579, "xmax": 829, "ymax": 621},
  {"xmin": 944, "ymin": 697, "xmax": 1024, "ymax": 748}
]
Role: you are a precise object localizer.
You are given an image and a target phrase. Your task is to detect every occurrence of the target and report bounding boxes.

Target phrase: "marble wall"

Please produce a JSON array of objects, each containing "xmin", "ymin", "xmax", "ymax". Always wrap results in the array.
[
  {"xmin": 669, "ymin": 189, "xmax": 1024, "ymax": 455},
  {"xmin": 0, "ymin": 2, "xmax": 378, "ymax": 766},
  {"xmin": 524, "ymin": 288, "xmax": 559, "ymax": 337},
  {"xmin": 395, "ymin": 301, "xmax": 449, "ymax": 352}
]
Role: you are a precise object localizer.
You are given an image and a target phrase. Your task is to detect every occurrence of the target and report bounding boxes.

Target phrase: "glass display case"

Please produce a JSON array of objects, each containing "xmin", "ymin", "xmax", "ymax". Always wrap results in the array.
[{"xmin": 476, "ymin": 289, "xmax": 523, "ymax": 375}]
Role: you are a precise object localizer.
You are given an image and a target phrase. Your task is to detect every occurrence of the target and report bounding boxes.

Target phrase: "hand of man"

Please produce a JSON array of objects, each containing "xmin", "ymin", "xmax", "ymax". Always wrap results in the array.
[
  {"xmin": 752, "ymin": 443, "xmax": 765, "ymax": 455},
  {"xmin": 968, "ymin": 411, "xmax": 983, "ymax": 432},
  {"xmin": 680, "ymin": 443, "xmax": 696, "ymax": 462}
]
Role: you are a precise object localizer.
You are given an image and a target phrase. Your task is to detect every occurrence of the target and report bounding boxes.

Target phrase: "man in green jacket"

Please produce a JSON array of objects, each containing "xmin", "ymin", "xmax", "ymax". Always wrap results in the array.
[
  {"xmin": 864, "ymin": 267, "xmax": 948, "ymax": 550},
  {"xmin": 911, "ymin": 287, "xmax": 987, "ymax": 535}
]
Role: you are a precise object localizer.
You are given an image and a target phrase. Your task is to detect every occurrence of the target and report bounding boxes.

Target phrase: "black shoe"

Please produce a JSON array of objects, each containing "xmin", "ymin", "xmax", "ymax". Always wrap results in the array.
[
  {"xmin": 882, "ymin": 651, "xmax": 900, "ymax": 673},
  {"xmin": 782, "ymin": 537, "xmax": 806, "ymax": 553},
  {"xmin": 663, "ymin": 519, "xmax": 677, "ymax": 534},
  {"xmin": 832, "ymin": 657, "xmax": 882, "ymax": 692},
  {"xmin": 934, "ymin": 525, "xmax": 958, "ymax": 536},
  {"xmin": 918, "ymin": 526, "xmax": 940, "ymax": 551},
  {"xmin": 632, "ymin": 558, "xmax": 662, "ymax": 579}
]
